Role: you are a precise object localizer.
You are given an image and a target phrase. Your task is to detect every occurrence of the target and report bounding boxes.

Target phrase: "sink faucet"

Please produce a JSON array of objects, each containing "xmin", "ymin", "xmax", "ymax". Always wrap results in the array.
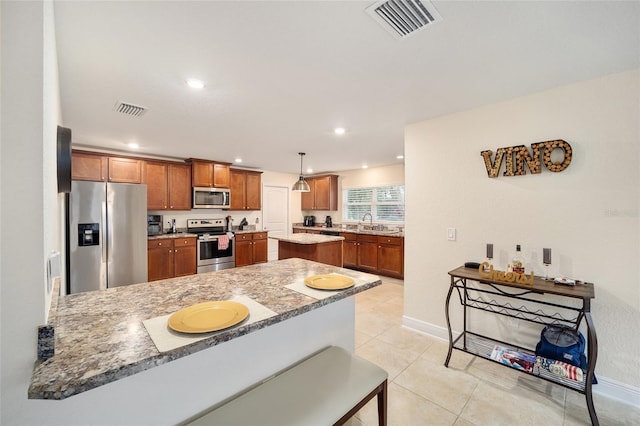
[{"xmin": 362, "ymin": 213, "xmax": 373, "ymax": 226}]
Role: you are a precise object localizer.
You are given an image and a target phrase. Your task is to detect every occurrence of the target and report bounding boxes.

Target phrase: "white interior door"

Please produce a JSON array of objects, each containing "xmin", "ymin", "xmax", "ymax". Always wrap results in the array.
[{"xmin": 263, "ymin": 185, "xmax": 289, "ymax": 261}]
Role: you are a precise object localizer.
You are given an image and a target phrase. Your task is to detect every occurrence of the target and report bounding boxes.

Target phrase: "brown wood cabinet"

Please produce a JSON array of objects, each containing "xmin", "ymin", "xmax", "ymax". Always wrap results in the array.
[
  {"xmin": 356, "ymin": 234, "xmax": 379, "ymax": 273},
  {"xmin": 143, "ymin": 161, "xmax": 191, "ymax": 210},
  {"xmin": 292, "ymin": 227, "xmax": 322, "ymax": 234},
  {"xmin": 234, "ymin": 232, "xmax": 268, "ymax": 267},
  {"xmin": 377, "ymin": 236, "xmax": 404, "ymax": 278},
  {"xmin": 190, "ymin": 159, "xmax": 231, "ymax": 188},
  {"xmin": 341, "ymin": 233, "xmax": 358, "ymax": 268},
  {"xmin": 72, "ymin": 151, "xmax": 142, "ymax": 183},
  {"xmin": 72, "ymin": 151, "xmax": 108, "ymax": 181},
  {"xmin": 148, "ymin": 237, "xmax": 197, "ymax": 281},
  {"xmin": 108, "ymin": 157, "xmax": 142, "ymax": 183},
  {"xmin": 340, "ymin": 232, "xmax": 404, "ymax": 278},
  {"xmin": 301, "ymin": 175, "xmax": 338, "ymax": 211},
  {"xmin": 229, "ymin": 169, "xmax": 262, "ymax": 210}
]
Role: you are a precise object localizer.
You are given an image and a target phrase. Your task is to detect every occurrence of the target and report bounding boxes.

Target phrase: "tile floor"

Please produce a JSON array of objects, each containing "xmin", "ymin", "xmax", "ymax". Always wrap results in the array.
[{"xmin": 350, "ymin": 277, "xmax": 640, "ymax": 426}]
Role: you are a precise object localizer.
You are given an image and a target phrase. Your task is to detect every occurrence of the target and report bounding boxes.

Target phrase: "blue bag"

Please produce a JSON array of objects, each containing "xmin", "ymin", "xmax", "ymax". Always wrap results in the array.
[{"xmin": 535, "ymin": 325, "xmax": 587, "ymax": 370}]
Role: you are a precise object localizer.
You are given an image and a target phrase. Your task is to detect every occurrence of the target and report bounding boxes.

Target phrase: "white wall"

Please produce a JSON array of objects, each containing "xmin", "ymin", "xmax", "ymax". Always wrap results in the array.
[
  {"xmin": 308, "ymin": 164, "xmax": 405, "ymax": 226},
  {"xmin": 404, "ymin": 70, "xmax": 640, "ymax": 391},
  {"xmin": 1, "ymin": 0, "xmax": 63, "ymax": 422}
]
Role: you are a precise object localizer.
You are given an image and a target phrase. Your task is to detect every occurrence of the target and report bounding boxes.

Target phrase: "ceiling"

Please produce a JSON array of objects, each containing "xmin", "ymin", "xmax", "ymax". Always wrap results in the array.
[{"xmin": 53, "ymin": 1, "xmax": 640, "ymax": 175}]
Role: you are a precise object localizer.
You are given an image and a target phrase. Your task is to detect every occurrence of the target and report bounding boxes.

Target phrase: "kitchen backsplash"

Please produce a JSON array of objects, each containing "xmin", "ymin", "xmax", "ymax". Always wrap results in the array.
[{"xmin": 147, "ymin": 210, "xmax": 263, "ymax": 233}]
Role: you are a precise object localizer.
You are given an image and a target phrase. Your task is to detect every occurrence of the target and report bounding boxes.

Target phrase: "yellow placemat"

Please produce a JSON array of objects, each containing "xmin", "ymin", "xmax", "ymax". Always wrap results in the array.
[
  {"xmin": 143, "ymin": 295, "xmax": 277, "ymax": 353},
  {"xmin": 285, "ymin": 273, "xmax": 376, "ymax": 300}
]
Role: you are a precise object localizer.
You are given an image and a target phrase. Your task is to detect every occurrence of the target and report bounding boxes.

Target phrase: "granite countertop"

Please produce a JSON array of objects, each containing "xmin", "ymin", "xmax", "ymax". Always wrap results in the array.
[
  {"xmin": 292, "ymin": 224, "xmax": 404, "ymax": 237},
  {"xmin": 29, "ymin": 258, "xmax": 380, "ymax": 400},
  {"xmin": 148, "ymin": 232, "xmax": 198, "ymax": 240},
  {"xmin": 271, "ymin": 233, "xmax": 344, "ymax": 244}
]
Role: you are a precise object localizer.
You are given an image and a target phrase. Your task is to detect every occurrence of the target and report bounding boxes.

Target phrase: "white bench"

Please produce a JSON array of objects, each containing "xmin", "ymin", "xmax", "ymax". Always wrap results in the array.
[{"xmin": 183, "ymin": 346, "xmax": 388, "ymax": 426}]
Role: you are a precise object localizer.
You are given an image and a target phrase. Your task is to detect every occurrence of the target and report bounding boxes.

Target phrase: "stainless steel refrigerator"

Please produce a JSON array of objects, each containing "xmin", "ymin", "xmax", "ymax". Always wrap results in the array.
[{"xmin": 67, "ymin": 181, "xmax": 148, "ymax": 294}]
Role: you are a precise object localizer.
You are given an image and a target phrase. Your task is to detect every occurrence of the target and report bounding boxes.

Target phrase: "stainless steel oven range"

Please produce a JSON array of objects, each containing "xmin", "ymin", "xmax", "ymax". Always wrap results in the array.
[{"xmin": 187, "ymin": 218, "xmax": 235, "ymax": 273}]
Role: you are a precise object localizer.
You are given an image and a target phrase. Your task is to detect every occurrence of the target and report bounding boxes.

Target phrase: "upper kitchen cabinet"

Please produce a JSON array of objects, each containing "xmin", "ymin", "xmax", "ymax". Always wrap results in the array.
[
  {"xmin": 71, "ymin": 151, "xmax": 141, "ymax": 183},
  {"xmin": 108, "ymin": 157, "xmax": 142, "ymax": 183},
  {"xmin": 229, "ymin": 169, "xmax": 262, "ymax": 211},
  {"xmin": 189, "ymin": 159, "xmax": 231, "ymax": 188},
  {"xmin": 72, "ymin": 151, "xmax": 108, "ymax": 181},
  {"xmin": 301, "ymin": 175, "xmax": 338, "ymax": 211},
  {"xmin": 143, "ymin": 161, "xmax": 192, "ymax": 210}
]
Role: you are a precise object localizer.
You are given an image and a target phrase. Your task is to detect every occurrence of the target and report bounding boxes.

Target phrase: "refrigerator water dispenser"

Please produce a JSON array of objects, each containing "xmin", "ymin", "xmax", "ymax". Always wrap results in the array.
[{"xmin": 78, "ymin": 223, "xmax": 100, "ymax": 246}]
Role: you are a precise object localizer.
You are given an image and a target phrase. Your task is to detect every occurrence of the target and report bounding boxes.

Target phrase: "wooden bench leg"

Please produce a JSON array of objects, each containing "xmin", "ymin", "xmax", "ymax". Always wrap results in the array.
[
  {"xmin": 378, "ymin": 379, "xmax": 388, "ymax": 426},
  {"xmin": 334, "ymin": 379, "xmax": 388, "ymax": 426}
]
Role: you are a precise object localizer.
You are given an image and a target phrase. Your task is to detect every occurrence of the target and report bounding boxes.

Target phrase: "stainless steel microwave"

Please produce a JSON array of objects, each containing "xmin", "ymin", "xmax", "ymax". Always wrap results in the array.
[{"xmin": 193, "ymin": 187, "xmax": 231, "ymax": 209}]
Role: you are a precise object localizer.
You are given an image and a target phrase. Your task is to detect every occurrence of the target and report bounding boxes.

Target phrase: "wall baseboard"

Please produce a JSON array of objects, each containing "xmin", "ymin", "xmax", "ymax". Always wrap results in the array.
[{"xmin": 402, "ymin": 315, "xmax": 640, "ymax": 409}]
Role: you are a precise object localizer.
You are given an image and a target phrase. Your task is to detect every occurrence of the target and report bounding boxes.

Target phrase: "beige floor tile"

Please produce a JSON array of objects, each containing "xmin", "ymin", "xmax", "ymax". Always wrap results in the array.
[
  {"xmin": 394, "ymin": 357, "xmax": 479, "ymax": 415},
  {"xmin": 356, "ymin": 337, "xmax": 423, "ymax": 380},
  {"xmin": 453, "ymin": 417, "xmax": 478, "ymax": 426},
  {"xmin": 460, "ymin": 381, "xmax": 565, "ymax": 426},
  {"xmin": 420, "ymin": 338, "xmax": 476, "ymax": 371},
  {"xmin": 376, "ymin": 325, "xmax": 437, "ymax": 354},
  {"xmin": 356, "ymin": 382, "xmax": 459, "ymax": 426},
  {"xmin": 356, "ymin": 310, "xmax": 398, "ymax": 337},
  {"xmin": 563, "ymin": 389, "xmax": 640, "ymax": 426},
  {"xmin": 343, "ymin": 416, "xmax": 366, "ymax": 426},
  {"xmin": 466, "ymin": 356, "xmax": 533, "ymax": 389},
  {"xmin": 355, "ymin": 329, "xmax": 375, "ymax": 348}
]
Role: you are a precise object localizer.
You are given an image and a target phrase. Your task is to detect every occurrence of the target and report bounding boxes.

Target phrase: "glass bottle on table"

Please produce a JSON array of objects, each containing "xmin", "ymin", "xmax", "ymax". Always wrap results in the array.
[{"xmin": 512, "ymin": 244, "xmax": 525, "ymax": 274}]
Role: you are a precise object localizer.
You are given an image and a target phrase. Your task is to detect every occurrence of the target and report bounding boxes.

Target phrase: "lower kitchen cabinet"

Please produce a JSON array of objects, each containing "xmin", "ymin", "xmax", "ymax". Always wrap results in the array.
[
  {"xmin": 341, "ymin": 233, "xmax": 358, "ymax": 268},
  {"xmin": 340, "ymin": 232, "xmax": 404, "ymax": 278},
  {"xmin": 148, "ymin": 237, "xmax": 197, "ymax": 281},
  {"xmin": 356, "ymin": 235, "xmax": 378, "ymax": 272},
  {"xmin": 234, "ymin": 232, "xmax": 268, "ymax": 267},
  {"xmin": 377, "ymin": 236, "xmax": 404, "ymax": 278}
]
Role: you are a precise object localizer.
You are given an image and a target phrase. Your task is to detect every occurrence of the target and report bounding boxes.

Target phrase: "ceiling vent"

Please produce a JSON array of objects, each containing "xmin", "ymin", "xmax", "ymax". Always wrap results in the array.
[
  {"xmin": 113, "ymin": 101, "xmax": 147, "ymax": 118},
  {"xmin": 366, "ymin": 0, "xmax": 442, "ymax": 40}
]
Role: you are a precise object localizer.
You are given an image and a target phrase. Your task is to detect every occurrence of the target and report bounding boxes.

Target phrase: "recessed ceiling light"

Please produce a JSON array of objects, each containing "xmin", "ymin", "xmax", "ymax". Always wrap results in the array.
[
  {"xmin": 187, "ymin": 79, "xmax": 205, "ymax": 89},
  {"xmin": 334, "ymin": 127, "xmax": 346, "ymax": 136},
  {"xmin": 397, "ymin": 155, "xmax": 404, "ymax": 159},
  {"xmin": 362, "ymin": 164, "xmax": 368, "ymax": 169},
  {"xmin": 234, "ymin": 158, "xmax": 243, "ymax": 163},
  {"xmin": 128, "ymin": 142, "xmax": 139, "ymax": 149},
  {"xmin": 306, "ymin": 168, "xmax": 313, "ymax": 174}
]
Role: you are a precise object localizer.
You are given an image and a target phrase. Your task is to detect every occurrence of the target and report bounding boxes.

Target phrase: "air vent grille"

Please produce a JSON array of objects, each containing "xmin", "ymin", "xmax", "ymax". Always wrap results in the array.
[
  {"xmin": 113, "ymin": 101, "xmax": 147, "ymax": 117},
  {"xmin": 366, "ymin": 0, "xmax": 442, "ymax": 39}
]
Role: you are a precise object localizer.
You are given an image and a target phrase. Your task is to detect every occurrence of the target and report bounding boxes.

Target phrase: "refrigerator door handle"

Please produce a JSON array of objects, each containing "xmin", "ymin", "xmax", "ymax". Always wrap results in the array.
[{"xmin": 103, "ymin": 194, "xmax": 110, "ymax": 289}]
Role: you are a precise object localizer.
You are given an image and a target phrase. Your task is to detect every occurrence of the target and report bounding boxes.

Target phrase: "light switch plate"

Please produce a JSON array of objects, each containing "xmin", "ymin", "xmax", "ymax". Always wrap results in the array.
[{"xmin": 447, "ymin": 228, "xmax": 456, "ymax": 241}]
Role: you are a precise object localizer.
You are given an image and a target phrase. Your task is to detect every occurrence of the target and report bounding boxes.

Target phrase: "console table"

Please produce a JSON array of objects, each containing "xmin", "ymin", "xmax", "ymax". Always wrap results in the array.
[{"xmin": 444, "ymin": 266, "xmax": 598, "ymax": 425}]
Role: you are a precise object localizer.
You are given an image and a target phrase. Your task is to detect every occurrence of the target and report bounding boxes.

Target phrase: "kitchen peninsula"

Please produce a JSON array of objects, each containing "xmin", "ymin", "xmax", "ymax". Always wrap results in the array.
[
  {"xmin": 272, "ymin": 233, "xmax": 344, "ymax": 267},
  {"xmin": 28, "ymin": 259, "xmax": 381, "ymax": 425}
]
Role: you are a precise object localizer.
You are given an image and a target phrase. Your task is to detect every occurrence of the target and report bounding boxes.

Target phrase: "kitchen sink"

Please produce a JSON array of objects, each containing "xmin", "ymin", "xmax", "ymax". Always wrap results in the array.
[{"xmin": 357, "ymin": 229, "xmax": 400, "ymax": 235}]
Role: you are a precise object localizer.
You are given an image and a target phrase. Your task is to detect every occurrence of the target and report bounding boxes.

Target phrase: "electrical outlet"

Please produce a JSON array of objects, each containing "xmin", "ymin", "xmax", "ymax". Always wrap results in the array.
[{"xmin": 447, "ymin": 228, "xmax": 456, "ymax": 241}]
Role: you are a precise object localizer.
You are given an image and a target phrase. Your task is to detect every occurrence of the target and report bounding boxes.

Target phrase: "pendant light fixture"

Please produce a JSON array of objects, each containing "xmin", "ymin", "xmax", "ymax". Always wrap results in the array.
[{"xmin": 292, "ymin": 152, "xmax": 311, "ymax": 192}]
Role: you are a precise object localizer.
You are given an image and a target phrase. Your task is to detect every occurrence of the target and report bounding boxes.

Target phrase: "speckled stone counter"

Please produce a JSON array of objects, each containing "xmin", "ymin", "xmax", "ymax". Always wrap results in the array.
[
  {"xmin": 271, "ymin": 233, "xmax": 344, "ymax": 244},
  {"xmin": 147, "ymin": 232, "xmax": 198, "ymax": 240},
  {"xmin": 28, "ymin": 258, "xmax": 380, "ymax": 400},
  {"xmin": 292, "ymin": 224, "xmax": 404, "ymax": 237}
]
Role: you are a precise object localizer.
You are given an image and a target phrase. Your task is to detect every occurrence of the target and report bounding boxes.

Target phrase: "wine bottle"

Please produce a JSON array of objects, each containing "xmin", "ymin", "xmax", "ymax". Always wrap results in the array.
[{"xmin": 512, "ymin": 244, "xmax": 525, "ymax": 274}]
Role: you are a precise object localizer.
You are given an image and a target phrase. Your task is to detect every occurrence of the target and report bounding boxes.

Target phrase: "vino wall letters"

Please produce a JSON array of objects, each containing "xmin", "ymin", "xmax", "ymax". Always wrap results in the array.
[{"xmin": 481, "ymin": 139, "xmax": 572, "ymax": 178}]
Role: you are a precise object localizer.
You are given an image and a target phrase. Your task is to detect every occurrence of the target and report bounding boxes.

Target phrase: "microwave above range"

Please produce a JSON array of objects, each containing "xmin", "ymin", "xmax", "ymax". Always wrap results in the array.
[{"xmin": 193, "ymin": 187, "xmax": 231, "ymax": 209}]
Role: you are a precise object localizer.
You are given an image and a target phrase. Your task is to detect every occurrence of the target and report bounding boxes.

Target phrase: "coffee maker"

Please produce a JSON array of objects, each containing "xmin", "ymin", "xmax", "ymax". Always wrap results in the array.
[
  {"xmin": 147, "ymin": 214, "xmax": 163, "ymax": 236},
  {"xmin": 303, "ymin": 215, "xmax": 315, "ymax": 227},
  {"xmin": 325, "ymin": 216, "xmax": 333, "ymax": 228}
]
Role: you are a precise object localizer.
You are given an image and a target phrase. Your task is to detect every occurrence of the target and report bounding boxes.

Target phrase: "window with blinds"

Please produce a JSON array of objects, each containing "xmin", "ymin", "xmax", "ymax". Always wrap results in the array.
[{"xmin": 343, "ymin": 185, "xmax": 405, "ymax": 223}]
